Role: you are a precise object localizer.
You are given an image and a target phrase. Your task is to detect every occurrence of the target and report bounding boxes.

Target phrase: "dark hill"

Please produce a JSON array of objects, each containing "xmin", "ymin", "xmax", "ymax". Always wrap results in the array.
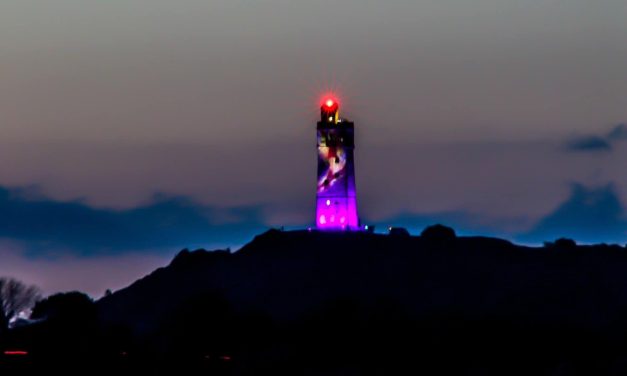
[
  {"xmin": 99, "ymin": 229, "xmax": 522, "ymax": 330},
  {"xmin": 91, "ymin": 229, "xmax": 627, "ymax": 374}
]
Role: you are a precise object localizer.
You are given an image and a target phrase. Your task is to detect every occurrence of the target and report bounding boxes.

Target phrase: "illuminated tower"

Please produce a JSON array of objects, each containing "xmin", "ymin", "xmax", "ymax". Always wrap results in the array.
[{"xmin": 315, "ymin": 98, "xmax": 360, "ymax": 230}]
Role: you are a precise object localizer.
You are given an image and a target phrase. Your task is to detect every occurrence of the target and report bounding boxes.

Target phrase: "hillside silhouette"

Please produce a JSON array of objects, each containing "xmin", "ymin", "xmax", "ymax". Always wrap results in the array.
[{"xmin": 7, "ymin": 226, "xmax": 627, "ymax": 374}]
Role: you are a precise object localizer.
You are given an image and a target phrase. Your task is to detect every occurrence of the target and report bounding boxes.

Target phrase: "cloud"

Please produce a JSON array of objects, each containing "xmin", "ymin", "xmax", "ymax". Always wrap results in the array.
[
  {"xmin": 0, "ymin": 241, "xmax": 169, "ymax": 297},
  {"xmin": 607, "ymin": 124, "xmax": 627, "ymax": 140},
  {"xmin": 378, "ymin": 183, "xmax": 627, "ymax": 245},
  {"xmin": 519, "ymin": 183, "xmax": 627, "ymax": 244},
  {"xmin": 563, "ymin": 124, "xmax": 627, "ymax": 153},
  {"xmin": 4, "ymin": 179, "xmax": 627, "ymax": 296},
  {"xmin": 0, "ymin": 186, "xmax": 268, "ymax": 256},
  {"xmin": 564, "ymin": 136, "xmax": 611, "ymax": 152}
]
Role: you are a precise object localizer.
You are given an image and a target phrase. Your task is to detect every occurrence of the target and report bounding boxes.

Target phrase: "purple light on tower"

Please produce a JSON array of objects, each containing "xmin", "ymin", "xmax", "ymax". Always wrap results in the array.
[{"xmin": 315, "ymin": 97, "xmax": 360, "ymax": 230}]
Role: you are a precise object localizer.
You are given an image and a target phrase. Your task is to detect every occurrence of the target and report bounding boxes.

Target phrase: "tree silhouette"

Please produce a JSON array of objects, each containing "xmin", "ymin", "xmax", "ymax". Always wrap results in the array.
[
  {"xmin": 0, "ymin": 277, "xmax": 40, "ymax": 335},
  {"xmin": 30, "ymin": 291, "xmax": 98, "ymax": 362},
  {"xmin": 421, "ymin": 223, "xmax": 456, "ymax": 240},
  {"xmin": 31, "ymin": 291, "xmax": 95, "ymax": 323}
]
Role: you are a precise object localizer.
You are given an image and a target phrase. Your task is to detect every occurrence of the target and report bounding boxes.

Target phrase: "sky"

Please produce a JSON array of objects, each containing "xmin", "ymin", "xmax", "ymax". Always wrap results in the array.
[{"xmin": 1, "ymin": 0, "xmax": 626, "ymax": 296}]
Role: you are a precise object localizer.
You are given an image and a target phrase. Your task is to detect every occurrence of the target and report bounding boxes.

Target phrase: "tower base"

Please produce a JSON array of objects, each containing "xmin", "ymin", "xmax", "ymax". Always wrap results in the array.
[{"xmin": 315, "ymin": 196, "xmax": 360, "ymax": 230}]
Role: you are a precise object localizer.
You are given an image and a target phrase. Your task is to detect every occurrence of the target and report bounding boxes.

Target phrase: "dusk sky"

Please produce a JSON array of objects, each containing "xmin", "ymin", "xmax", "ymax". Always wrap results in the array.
[{"xmin": 1, "ymin": 0, "xmax": 626, "ymax": 296}]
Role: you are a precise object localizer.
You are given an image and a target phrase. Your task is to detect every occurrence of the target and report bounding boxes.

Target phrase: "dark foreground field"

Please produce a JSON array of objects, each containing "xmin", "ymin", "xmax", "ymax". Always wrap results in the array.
[{"xmin": 4, "ymin": 227, "xmax": 627, "ymax": 375}]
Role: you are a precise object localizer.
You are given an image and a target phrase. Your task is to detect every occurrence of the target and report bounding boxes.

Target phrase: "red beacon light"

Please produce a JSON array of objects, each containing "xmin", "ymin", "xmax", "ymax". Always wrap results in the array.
[
  {"xmin": 320, "ymin": 97, "xmax": 339, "ymax": 123},
  {"xmin": 323, "ymin": 98, "xmax": 338, "ymax": 109}
]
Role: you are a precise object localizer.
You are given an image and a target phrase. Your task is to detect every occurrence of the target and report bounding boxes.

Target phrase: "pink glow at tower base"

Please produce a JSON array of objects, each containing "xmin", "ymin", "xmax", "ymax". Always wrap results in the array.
[{"xmin": 316, "ymin": 197, "xmax": 360, "ymax": 230}]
